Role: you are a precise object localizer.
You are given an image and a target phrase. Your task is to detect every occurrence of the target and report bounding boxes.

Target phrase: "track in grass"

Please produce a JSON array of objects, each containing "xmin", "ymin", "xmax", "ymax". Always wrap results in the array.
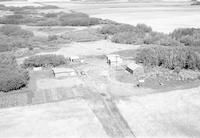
[{"xmin": 80, "ymin": 76, "xmax": 135, "ymax": 138}]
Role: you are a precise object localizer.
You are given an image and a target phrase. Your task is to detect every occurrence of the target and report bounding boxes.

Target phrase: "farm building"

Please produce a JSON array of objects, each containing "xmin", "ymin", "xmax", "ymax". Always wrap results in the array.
[
  {"xmin": 69, "ymin": 56, "xmax": 84, "ymax": 63},
  {"xmin": 106, "ymin": 54, "xmax": 123, "ymax": 66},
  {"xmin": 52, "ymin": 67, "xmax": 76, "ymax": 78},
  {"xmin": 126, "ymin": 63, "xmax": 144, "ymax": 75},
  {"xmin": 33, "ymin": 67, "xmax": 42, "ymax": 71}
]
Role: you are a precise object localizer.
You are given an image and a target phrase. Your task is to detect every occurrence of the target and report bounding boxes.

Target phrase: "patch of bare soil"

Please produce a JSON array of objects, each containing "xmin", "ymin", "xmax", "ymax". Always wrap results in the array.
[{"xmin": 37, "ymin": 40, "xmax": 140, "ymax": 57}]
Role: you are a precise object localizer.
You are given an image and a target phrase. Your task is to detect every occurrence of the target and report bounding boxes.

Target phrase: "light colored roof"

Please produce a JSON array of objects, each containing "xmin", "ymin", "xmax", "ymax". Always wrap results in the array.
[
  {"xmin": 126, "ymin": 63, "xmax": 142, "ymax": 71},
  {"xmin": 55, "ymin": 72, "xmax": 76, "ymax": 78},
  {"xmin": 53, "ymin": 67, "xmax": 75, "ymax": 73}
]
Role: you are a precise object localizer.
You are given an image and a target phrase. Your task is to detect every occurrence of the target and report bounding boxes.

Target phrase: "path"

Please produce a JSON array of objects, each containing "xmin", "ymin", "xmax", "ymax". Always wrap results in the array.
[{"xmin": 79, "ymin": 74, "xmax": 135, "ymax": 138}]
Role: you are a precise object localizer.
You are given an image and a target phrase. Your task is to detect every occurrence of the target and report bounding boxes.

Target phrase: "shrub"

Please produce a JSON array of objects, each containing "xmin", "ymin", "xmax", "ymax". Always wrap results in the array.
[
  {"xmin": 171, "ymin": 28, "xmax": 200, "ymax": 46},
  {"xmin": 159, "ymin": 37, "xmax": 182, "ymax": 46},
  {"xmin": 0, "ymin": 14, "xmax": 25, "ymax": 24},
  {"xmin": 0, "ymin": 53, "xmax": 29, "ymax": 92},
  {"xmin": 100, "ymin": 24, "xmax": 136, "ymax": 35},
  {"xmin": 111, "ymin": 31, "xmax": 144, "ymax": 44},
  {"xmin": 23, "ymin": 54, "xmax": 67, "ymax": 68},
  {"xmin": 44, "ymin": 13, "xmax": 58, "ymax": 18},
  {"xmin": 0, "ymin": 34, "xmax": 34, "ymax": 52},
  {"xmin": 143, "ymin": 32, "xmax": 181, "ymax": 46},
  {"xmin": 59, "ymin": 12, "xmax": 90, "ymax": 26},
  {"xmin": 48, "ymin": 35, "xmax": 59, "ymax": 41},
  {"xmin": 136, "ymin": 24, "xmax": 152, "ymax": 33},
  {"xmin": 171, "ymin": 28, "xmax": 196, "ymax": 40},
  {"xmin": 0, "ymin": 25, "xmax": 34, "ymax": 38},
  {"xmin": 136, "ymin": 46, "xmax": 200, "ymax": 70},
  {"xmin": 89, "ymin": 17, "xmax": 100, "ymax": 25},
  {"xmin": 35, "ymin": 19, "xmax": 60, "ymax": 26},
  {"xmin": 100, "ymin": 24, "xmax": 119, "ymax": 34},
  {"xmin": 179, "ymin": 32, "xmax": 200, "ymax": 46}
]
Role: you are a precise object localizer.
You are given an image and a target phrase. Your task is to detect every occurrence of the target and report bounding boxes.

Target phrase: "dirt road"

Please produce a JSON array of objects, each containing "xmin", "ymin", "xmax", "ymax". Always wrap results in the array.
[{"xmin": 78, "ymin": 72, "xmax": 135, "ymax": 138}]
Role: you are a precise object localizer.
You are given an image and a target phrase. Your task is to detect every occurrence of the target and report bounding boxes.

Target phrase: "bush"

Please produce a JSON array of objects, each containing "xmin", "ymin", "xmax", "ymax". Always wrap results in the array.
[
  {"xmin": 0, "ymin": 14, "xmax": 25, "ymax": 24},
  {"xmin": 0, "ymin": 37, "xmax": 34, "ymax": 52},
  {"xmin": 44, "ymin": 13, "xmax": 58, "ymax": 18},
  {"xmin": 89, "ymin": 17, "xmax": 100, "ymax": 25},
  {"xmin": 136, "ymin": 24, "xmax": 152, "ymax": 33},
  {"xmin": 100, "ymin": 24, "xmax": 136, "ymax": 35},
  {"xmin": 101, "ymin": 23, "xmax": 153, "ymax": 44},
  {"xmin": 171, "ymin": 28, "xmax": 196, "ymax": 40},
  {"xmin": 0, "ymin": 53, "xmax": 29, "ymax": 92},
  {"xmin": 111, "ymin": 31, "xmax": 144, "ymax": 44},
  {"xmin": 136, "ymin": 46, "xmax": 200, "ymax": 70},
  {"xmin": 59, "ymin": 12, "xmax": 90, "ymax": 26},
  {"xmin": 0, "ymin": 25, "xmax": 34, "ymax": 38},
  {"xmin": 35, "ymin": 19, "xmax": 60, "ymax": 26},
  {"xmin": 143, "ymin": 32, "xmax": 181, "ymax": 46},
  {"xmin": 179, "ymin": 33, "xmax": 200, "ymax": 46},
  {"xmin": 0, "ymin": 34, "xmax": 34, "ymax": 52},
  {"xmin": 143, "ymin": 32, "xmax": 165, "ymax": 44},
  {"xmin": 23, "ymin": 54, "xmax": 68, "ymax": 68},
  {"xmin": 171, "ymin": 28, "xmax": 200, "ymax": 46},
  {"xmin": 48, "ymin": 35, "xmax": 59, "ymax": 41}
]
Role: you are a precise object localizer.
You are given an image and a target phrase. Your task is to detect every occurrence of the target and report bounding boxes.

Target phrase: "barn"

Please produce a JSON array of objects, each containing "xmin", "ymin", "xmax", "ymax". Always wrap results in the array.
[{"xmin": 52, "ymin": 67, "xmax": 76, "ymax": 78}]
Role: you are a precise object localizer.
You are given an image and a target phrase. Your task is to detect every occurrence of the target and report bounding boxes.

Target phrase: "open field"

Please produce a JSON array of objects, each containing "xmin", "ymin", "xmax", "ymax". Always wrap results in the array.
[
  {"xmin": 0, "ymin": 99, "xmax": 109, "ymax": 138},
  {"xmin": 37, "ymin": 40, "xmax": 140, "ymax": 57},
  {"xmin": 118, "ymin": 87, "xmax": 200, "ymax": 138}
]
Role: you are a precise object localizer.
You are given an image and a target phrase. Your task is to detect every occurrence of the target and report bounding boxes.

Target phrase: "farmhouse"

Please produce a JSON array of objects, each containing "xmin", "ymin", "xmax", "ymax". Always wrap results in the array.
[
  {"xmin": 52, "ymin": 67, "xmax": 76, "ymax": 78},
  {"xmin": 106, "ymin": 54, "xmax": 123, "ymax": 66}
]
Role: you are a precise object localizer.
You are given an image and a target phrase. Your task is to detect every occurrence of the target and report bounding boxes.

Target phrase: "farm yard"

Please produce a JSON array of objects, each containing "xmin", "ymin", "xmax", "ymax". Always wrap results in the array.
[{"xmin": 0, "ymin": 0, "xmax": 200, "ymax": 138}]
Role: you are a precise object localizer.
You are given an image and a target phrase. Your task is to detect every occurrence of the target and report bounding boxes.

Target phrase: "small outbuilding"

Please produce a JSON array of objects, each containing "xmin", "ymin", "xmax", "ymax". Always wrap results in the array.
[
  {"xmin": 52, "ymin": 67, "xmax": 76, "ymax": 78},
  {"xmin": 33, "ymin": 67, "xmax": 42, "ymax": 71},
  {"xmin": 69, "ymin": 56, "xmax": 81, "ymax": 62},
  {"xmin": 106, "ymin": 54, "xmax": 123, "ymax": 66},
  {"xmin": 126, "ymin": 63, "xmax": 144, "ymax": 75}
]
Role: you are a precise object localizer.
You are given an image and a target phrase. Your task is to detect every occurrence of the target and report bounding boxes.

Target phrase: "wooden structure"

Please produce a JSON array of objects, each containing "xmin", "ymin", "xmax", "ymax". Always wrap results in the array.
[{"xmin": 106, "ymin": 54, "xmax": 123, "ymax": 66}]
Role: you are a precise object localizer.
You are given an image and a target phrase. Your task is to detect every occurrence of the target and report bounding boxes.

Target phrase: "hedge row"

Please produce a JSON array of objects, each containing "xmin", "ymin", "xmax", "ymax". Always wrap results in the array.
[
  {"xmin": 136, "ymin": 46, "xmax": 200, "ymax": 70},
  {"xmin": 100, "ymin": 24, "xmax": 152, "ymax": 35},
  {"xmin": 23, "ymin": 54, "xmax": 68, "ymax": 68},
  {"xmin": 101, "ymin": 24, "xmax": 200, "ymax": 47}
]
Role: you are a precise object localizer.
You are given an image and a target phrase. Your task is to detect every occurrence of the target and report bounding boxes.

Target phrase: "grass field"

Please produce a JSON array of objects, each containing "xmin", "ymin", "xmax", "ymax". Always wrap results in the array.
[
  {"xmin": 0, "ymin": 99, "xmax": 109, "ymax": 138},
  {"xmin": 118, "ymin": 86, "xmax": 200, "ymax": 138}
]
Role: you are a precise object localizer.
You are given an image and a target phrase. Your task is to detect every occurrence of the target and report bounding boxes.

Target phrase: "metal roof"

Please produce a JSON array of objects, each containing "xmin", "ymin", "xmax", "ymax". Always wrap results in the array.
[
  {"xmin": 126, "ymin": 63, "xmax": 142, "ymax": 71},
  {"xmin": 53, "ymin": 67, "xmax": 75, "ymax": 73}
]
